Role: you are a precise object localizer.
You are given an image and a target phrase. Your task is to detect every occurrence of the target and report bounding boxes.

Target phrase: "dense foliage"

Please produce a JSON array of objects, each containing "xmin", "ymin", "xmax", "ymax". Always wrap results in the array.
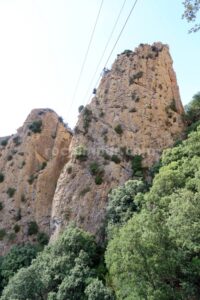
[
  {"xmin": 106, "ymin": 180, "xmax": 146, "ymax": 238},
  {"xmin": 106, "ymin": 124, "xmax": 200, "ymax": 299},
  {"xmin": 1, "ymin": 225, "xmax": 114, "ymax": 300},
  {"xmin": 185, "ymin": 92, "xmax": 200, "ymax": 123},
  {"xmin": 0, "ymin": 244, "xmax": 39, "ymax": 294}
]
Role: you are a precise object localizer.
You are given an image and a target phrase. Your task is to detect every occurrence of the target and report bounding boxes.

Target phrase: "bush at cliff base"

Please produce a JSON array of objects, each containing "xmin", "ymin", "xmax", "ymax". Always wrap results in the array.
[{"xmin": 1, "ymin": 225, "xmax": 114, "ymax": 300}]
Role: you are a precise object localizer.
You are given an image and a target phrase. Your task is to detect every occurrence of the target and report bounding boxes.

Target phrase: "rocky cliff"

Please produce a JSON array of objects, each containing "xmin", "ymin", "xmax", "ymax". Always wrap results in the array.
[
  {"xmin": 0, "ymin": 109, "xmax": 72, "ymax": 254},
  {"xmin": 50, "ymin": 42, "xmax": 186, "ymax": 240}
]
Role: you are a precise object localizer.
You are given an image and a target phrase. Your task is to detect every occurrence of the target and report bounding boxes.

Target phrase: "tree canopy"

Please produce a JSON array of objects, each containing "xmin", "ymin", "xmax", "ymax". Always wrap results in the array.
[
  {"xmin": 0, "ymin": 244, "xmax": 39, "ymax": 295},
  {"xmin": 185, "ymin": 92, "xmax": 200, "ymax": 123},
  {"xmin": 1, "ymin": 225, "xmax": 114, "ymax": 300},
  {"xmin": 106, "ymin": 179, "xmax": 146, "ymax": 238},
  {"xmin": 106, "ymin": 124, "xmax": 200, "ymax": 299}
]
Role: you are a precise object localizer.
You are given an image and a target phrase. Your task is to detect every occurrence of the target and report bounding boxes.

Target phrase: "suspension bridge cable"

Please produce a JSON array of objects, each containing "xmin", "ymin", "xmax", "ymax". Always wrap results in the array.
[
  {"xmin": 86, "ymin": 0, "xmax": 139, "ymax": 105},
  {"xmin": 69, "ymin": 0, "xmax": 104, "ymax": 111},
  {"xmin": 83, "ymin": 0, "xmax": 127, "ymax": 105}
]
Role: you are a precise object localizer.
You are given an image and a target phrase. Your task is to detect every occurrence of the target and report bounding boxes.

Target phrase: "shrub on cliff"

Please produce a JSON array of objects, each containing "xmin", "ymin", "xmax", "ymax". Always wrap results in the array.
[
  {"xmin": 0, "ymin": 173, "xmax": 4, "ymax": 183},
  {"xmin": 89, "ymin": 162, "xmax": 104, "ymax": 185},
  {"xmin": 29, "ymin": 120, "xmax": 42, "ymax": 134},
  {"xmin": 78, "ymin": 105, "xmax": 84, "ymax": 113},
  {"xmin": 89, "ymin": 161, "xmax": 100, "ymax": 174},
  {"xmin": 27, "ymin": 221, "xmax": 38, "ymax": 236},
  {"xmin": 74, "ymin": 145, "xmax": 88, "ymax": 161},
  {"xmin": 82, "ymin": 108, "xmax": 92, "ymax": 134},
  {"xmin": 111, "ymin": 154, "xmax": 121, "ymax": 164},
  {"xmin": 0, "ymin": 139, "xmax": 8, "ymax": 147},
  {"xmin": 114, "ymin": 124, "xmax": 123, "ymax": 135},
  {"xmin": 131, "ymin": 154, "xmax": 143, "ymax": 177},
  {"xmin": 6, "ymin": 188, "xmax": 16, "ymax": 198},
  {"xmin": 0, "ymin": 229, "xmax": 6, "ymax": 241}
]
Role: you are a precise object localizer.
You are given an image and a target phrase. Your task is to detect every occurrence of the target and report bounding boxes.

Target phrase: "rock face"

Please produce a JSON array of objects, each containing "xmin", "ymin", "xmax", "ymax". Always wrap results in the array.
[
  {"xmin": 0, "ymin": 109, "xmax": 72, "ymax": 254},
  {"xmin": 51, "ymin": 42, "xmax": 186, "ymax": 240},
  {"xmin": 0, "ymin": 43, "xmax": 187, "ymax": 252}
]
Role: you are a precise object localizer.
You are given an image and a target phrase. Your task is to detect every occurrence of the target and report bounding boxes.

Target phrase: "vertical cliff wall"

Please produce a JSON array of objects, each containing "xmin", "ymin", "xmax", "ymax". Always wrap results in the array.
[
  {"xmin": 0, "ymin": 109, "xmax": 72, "ymax": 254},
  {"xmin": 51, "ymin": 42, "xmax": 186, "ymax": 240}
]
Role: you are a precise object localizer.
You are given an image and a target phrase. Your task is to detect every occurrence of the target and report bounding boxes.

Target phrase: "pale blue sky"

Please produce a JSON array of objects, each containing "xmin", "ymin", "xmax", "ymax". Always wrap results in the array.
[{"xmin": 0, "ymin": 0, "xmax": 199, "ymax": 136}]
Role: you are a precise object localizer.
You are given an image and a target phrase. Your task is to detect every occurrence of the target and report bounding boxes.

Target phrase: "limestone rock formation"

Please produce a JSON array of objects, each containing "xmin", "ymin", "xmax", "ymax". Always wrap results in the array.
[
  {"xmin": 0, "ymin": 109, "xmax": 72, "ymax": 254},
  {"xmin": 51, "ymin": 42, "xmax": 186, "ymax": 240}
]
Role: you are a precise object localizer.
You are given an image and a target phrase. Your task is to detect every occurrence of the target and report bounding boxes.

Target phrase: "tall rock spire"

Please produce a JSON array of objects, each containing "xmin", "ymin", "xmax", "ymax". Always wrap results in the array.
[{"xmin": 51, "ymin": 42, "xmax": 185, "ymax": 240}]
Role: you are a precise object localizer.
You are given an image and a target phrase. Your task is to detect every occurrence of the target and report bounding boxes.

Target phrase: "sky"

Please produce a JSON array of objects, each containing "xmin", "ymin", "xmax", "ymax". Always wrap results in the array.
[{"xmin": 0, "ymin": 0, "xmax": 199, "ymax": 136}]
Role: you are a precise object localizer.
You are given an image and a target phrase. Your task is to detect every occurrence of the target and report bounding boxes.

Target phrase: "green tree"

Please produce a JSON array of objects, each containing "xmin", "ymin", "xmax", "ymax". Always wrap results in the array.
[
  {"xmin": 106, "ymin": 125, "xmax": 200, "ymax": 299},
  {"xmin": 1, "ymin": 266, "xmax": 43, "ymax": 300},
  {"xmin": 185, "ymin": 92, "xmax": 200, "ymax": 123},
  {"xmin": 106, "ymin": 180, "xmax": 145, "ymax": 238},
  {"xmin": 85, "ymin": 278, "xmax": 115, "ymax": 300},
  {"xmin": 183, "ymin": 0, "xmax": 200, "ymax": 32},
  {"xmin": 56, "ymin": 251, "xmax": 93, "ymax": 300},
  {"xmin": 106, "ymin": 208, "xmax": 182, "ymax": 300},
  {"xmin": 0, "ymin": 244, "xmax": 38, "ymax": 293},
  {"xmin": 1, "ymin": 225, "xmax": 111, "ymax": 300}
]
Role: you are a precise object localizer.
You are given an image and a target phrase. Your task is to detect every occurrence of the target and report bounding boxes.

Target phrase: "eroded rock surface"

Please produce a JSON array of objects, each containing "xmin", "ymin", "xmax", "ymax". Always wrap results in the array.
[
  {"xmin": 51, "ymin": 43, "xmax": 186, "ymax": 240},
  {"xmin": 0, "ymin": 109, "xmax": 72, "ymax": 254}
]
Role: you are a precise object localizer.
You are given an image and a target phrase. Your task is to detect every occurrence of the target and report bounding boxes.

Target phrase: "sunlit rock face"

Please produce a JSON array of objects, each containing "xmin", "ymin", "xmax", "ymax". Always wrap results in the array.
[
  {"xmin": 51, "ymin": 42, "xmax": 185, "ymax": 241},
  {"xmin": 0, "ymin": 109, "xmax": 72, "ymax": 254}
]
